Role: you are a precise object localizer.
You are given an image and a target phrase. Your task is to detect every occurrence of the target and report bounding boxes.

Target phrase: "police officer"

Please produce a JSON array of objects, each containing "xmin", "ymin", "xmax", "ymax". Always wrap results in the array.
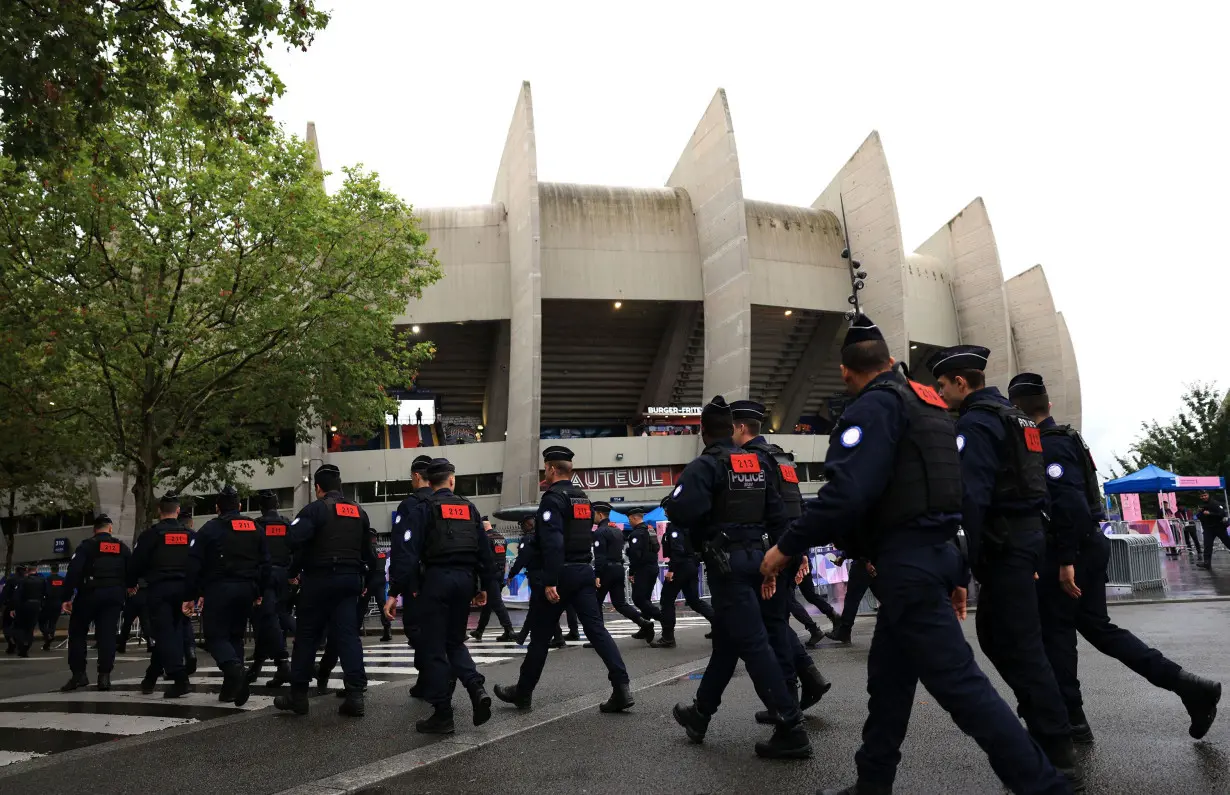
[
  {"xmin": 651, "ymin": 521, "xmax": 715, "ymax": 648},
  {"xmin": 825, "ymin": 555, "xmax": 872, "ymax": 645},
  {"xmin": 403, "ymin": 458, "xmax": 496, "ymax": 733},
  {"xmin": 130, "ymin": 492, "xmax": 195, "ymax": 698},
  {"xmin": 369, "ymin": 549, "xmax": 393, "ymax": 643},
  {"xmin": 386, "ymin": 454, "xmax": 435, "ymax": 697},
  {"xmin": 591, "ymin": 502, "xmax": 654, "ymax": 643},
  {"xmin": 510, "ymin": 516, "xmax": 576, "ymax": 649},
  {"xmin": 494, "ymin": 446, "xmax": 633, "ymax": 713},
  {"xmin": 795, "ymin": 554, "xmax": 840, "ymax": 642},
  {"xmin": 1194, "ymin": 490, "xmax": 1230, "ymax": 570},
  {"xmin": 665, "ymin": 397, "xmax": 810, "ymax": 760},
  {"xmin": 62, "ymin": 514, "xmax": 132, "ymax": 692},
  {"xmin": 471, "ymin": 517, "xmax": 515, "ymax": 643},
  {"xmin": 624, "ymin": 507, "xmax": 664, "ymax": 632},
  {"xmin": 116, "ymin": 572, "xmax": 150, "ymax": 653},
  {"xmin": 185, "ymin": 485, "xmax": 268, "ymax": 707},
  {"xmin": 276, "ymin": 463, "xmax": 377, "ymax": 717},
  {"xmin": 762, "ymin": 316, "xmax": 1066, "ymax": 795},
  {"xmin": 9, "ymin": 564, "xmax": 49, "ymax": 657},
  {"xmin": 40, "ymin": 562, "xmax": 65, "ymax": 650},
  {"xmin": 317, "ymin": 549, "xmax": 388, "ymax": 696},
  {"xmin": 1011, "ymin": 373, "xmax": 1222, "ymax": 742},
  {"xmin": 731, "ymin": 400, "xmax": 831, "ymax": 723},
  {"xmin": 248, "ymin": 489, "xmax": 293, "ymax": 687},
  {"xmin": 0, "ymin": 568, "xmax": 17, "ymax": 654},
  {"xmin": 929, "ymin": 344, "xmax": 1080, "ymax": 786}
]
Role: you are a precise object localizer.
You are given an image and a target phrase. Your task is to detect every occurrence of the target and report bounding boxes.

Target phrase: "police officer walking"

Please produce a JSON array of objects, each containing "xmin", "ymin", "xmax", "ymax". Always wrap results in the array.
[
  {"xmin": 249, "ymin": 489, "xmax": 294, "ymax": 687},
  {"xmin": 510, "ymin": 516, "xmax": 577, "ymax": 649},
  {"xmin": 130, "ymin": 492, "xmax": 195, "ymax": 697},
  {"xmin": 826, "ymin": 555, "xmax": 872, "ymax": 645},
  {"xmin": 1011, "ymin": 373, "xmax": 1222, "ymax": 743},
  {"xmin": 9, "ymin": 564, "xmax": 50, "ymax": 658},
  {"xmin": 471, "ymin": 517, "xmax": 515, "ymax": 643},
  {"xmin": 624, "ymin": 507, "xmax": 664, "ymax": 635},
  {"xmin": 665, "ymin": 397, "xmax": 810, "ymax": 760},
  {"xmin": 276, "ymin": 463, "xmax": 377, "ymax": 717},
  {"xmin": 62, "ymin": 515, "xmax": 132, "ymax": 692},
  {"xmin": 402, "ymin": 458, "xmax": 496, "ymax": 733},
  {"xmin": 652, "ymin": 521, "xmax": 715, "ymax": 648},
  {"xmin": 494, "ymin": 446, "xmax": 633, "ymax": 714},
  {"xmin": 1194, "ymin": 490, "xmax": 1230, "ymax": 570},
  {"xmin": 40, "ymin": 563, "xmax": 65, "ymax": 650},
  {"xmin": 763, "ymin": 316, "xmax": 1067, "ymax": 795},
  {"xmin": 1, "ymin": 570, "xmax": 17, "ymax": 654},
  {"xmin": 386, "ymin": 454, "xmax": 435, "ymax": 696},
  {"xmin": 591, "ymin": 502, "xmax": 654, "ymax": 643},
  {"xmin": 929, "ymin": 345, "xmax": 1080, "ymax": 787}
]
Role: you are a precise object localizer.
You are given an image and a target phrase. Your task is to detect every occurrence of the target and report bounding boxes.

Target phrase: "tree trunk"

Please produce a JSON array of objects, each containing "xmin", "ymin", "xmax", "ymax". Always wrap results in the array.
[{"xmin": 132, "ymin": 470, "xmax": 153, "ymax": 539}]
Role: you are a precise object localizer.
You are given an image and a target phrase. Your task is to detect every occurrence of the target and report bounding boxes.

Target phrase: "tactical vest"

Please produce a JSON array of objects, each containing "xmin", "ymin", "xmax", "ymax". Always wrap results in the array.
[
  {"xmin": 705, "ymin": 445, "xmax": 767, "ymax": 526},
  {"xmin": 628, "ymin": 524, "xmax": 659, "ymax": 567},
  {"xmin": 84, "ymin": 536, "xmax": 126, "ymax": 588},
  {"xmin": 220, "ymin": 516, "xmax": 262, "ymax": 579},
  {"xmin": 744, "ymin": 440, "xmax": 804, "ymax": 519},
  {"xmin": 149, "ymin": 523, "xmax": 192, "ymax": 577},
  {"xmin": 1041, "ymin": 424, "xmax": 1102, "ymax": 515},
  {"xmin": 22, "ymin": 575, "xmax": 49, "ymax": 602},
  {"xmin": 862, "ymin": 375, "xmax": 964, "ymax": 533},
  {"xmin": 308, "ymin": 497, "xmax": 365, "ymax": 568},
  {"xmin": 259, "ymin": 515, "xmax": 293, "ymax": 568},
  {"xmin": 424, "ymin": 492, "xmax": 480, "ymax": 564},
  {"xmin": 968, "ymin": 400, "xmax": 1048, "ymax": 506},
  {"xmin": 548, "ymin": 482, "xmax": 594, "ymax": 561}
]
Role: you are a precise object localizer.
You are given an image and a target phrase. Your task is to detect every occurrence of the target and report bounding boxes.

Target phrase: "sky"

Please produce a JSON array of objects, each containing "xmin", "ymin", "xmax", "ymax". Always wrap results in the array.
[{"xmin": 266, "ymin": 1, "xmax": 1229, "ymax": 473}]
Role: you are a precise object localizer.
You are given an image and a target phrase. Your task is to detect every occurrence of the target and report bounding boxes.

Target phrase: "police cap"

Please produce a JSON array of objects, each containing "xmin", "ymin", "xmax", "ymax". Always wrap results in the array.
[
  {"xmin": 701, "ymin": 395, "xmax": 731, "ymax": 421},
  {"xmin": 1008, "ymin": 373, "xmax": 1047, "ymax": 398},
  {"xmin": 624, "ymin": 505, "xmax": 645, "ymax": 517},
  {"xmin": 543, "ymin": 446, "xmax": 574, "ymax": 463},
  {"xmin": 218, "ymin": 484, "xmax": 240, "ymax": 498},
  {"xmin": 314, "ymin": 463, "xmax": 341, "ymax": 481},
  {"xmin": 592, "ymin": 501, "xmax": 612, "ymax": 513},
  {"xmin": 159, "ymin": 491, "xmax": 180, "ymax": 505},
  {"xmin": 93, "ymin": 514, "xmax": 113, "ymax": 530},
  {"xmin": 425, "ymin": 458, "xmax": 455, "ymax": 478},
  {"xmin": 842, "ymin": 313, "xmax": 885, "ymax": 348},
  {"xmin": 927, "ymin": 345, "xmax": 991, "ymax": 380},
  {"xmin": 411, "ymin": 455, "xmax": 433, "ymax": 474},
  {"xmin": 729, "ymin": 400, "xmax": 766, "ymax": 421}
]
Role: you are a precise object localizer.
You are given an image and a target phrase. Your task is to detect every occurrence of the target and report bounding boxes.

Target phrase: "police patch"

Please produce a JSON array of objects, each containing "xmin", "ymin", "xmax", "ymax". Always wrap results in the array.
[
  {"xmin": 1047, "ymin": 463, "xmax": 1064, "ymax": 480},
  {"xmin": 543, "ymin": 510, "xmax": 552, "ymax": 522},
  {"xmin": 189, "ymin": 539, "xmax": 195, "ymax": 547},
  {"xmin": 956, "ymin": 434, "xmax": 966, "ymax": 453},
  {"xmin": 594, "ymin": 540, "xmax": 600, "ymax": 547},
  {"xmin": 631, "ymin": 538, "xmax": 638, "ymax": 544},
  {"xmin": 840, "ymin": 426, "xmax": 863, "ymax": 448},
  {"xmin": 671, "ymin": 531, "xmax": 678, "ymax": 538},
  {"xmin": 403, "ymin": 529, "xmax": 412, "ymax": 542},
  {"xmin": 672, "ymin": 484, "xmax": 682, "ymax": 497},
  {"xmin": 394, "ymin": 514, "xmax": 401, "ymax": 524},
  {"xmin": 291, "ymin": 518, "xmax": 300, "ymax": 525}
]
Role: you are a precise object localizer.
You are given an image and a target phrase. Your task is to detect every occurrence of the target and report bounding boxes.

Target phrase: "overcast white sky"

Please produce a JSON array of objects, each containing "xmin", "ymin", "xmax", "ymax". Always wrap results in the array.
[{"xmin": 267, "ymin": 1, "xmax": 1228, "ymax": 475}]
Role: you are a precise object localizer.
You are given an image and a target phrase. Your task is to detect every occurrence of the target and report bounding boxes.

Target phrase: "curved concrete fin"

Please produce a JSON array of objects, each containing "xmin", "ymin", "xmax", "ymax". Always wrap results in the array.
[
  {"xmin": 1056, "ymin": 312, "xmax": 1082, "ymax": 430},
  {"xmin": 916, "ymin": 197, "xmax": 1017, "ymax": 388},
  {"xmin": 667, "ymin": 88, "xmax": 752, "ymax": 402},
  {"xmin": 812, "ymin": 131, "xmax": 907, "ymax": 359},
  {"xmin": 305, "ymin": 122, "xmax": 323, "ymax": 173},
  {"xmin": 491, "ymin": 82, "xmax": 543, "ymax": 503},
  {"xmin": 1004, "ymin": 265, "xmax": 1067, "ymax": 422}
]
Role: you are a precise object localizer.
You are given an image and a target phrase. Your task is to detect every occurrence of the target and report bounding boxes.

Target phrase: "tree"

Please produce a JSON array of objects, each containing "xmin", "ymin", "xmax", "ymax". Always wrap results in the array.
[
  {"xmin": 0, "ymin": 84, "xmax": 441, "ymax": 529},
  {"xmin": 1, "ymin": 1, "xmax": 328, "ymax": 165},
  {"xmin": 1112, "ymin": 384, "xmax": 1230, "ymax": 490}
]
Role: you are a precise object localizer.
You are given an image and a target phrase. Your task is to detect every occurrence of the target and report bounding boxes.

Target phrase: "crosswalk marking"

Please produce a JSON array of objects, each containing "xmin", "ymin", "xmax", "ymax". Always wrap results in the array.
[
  {"xmin": 0, "ymin": 712, "xmax": 198, "ymax": 735},
  {"xmin": 0, "ymin": 751, "xmax": 44, "ymax": 765},
  {"xmin": 3, "ymin": 691, "xmax": 277, "ymax": 712}
]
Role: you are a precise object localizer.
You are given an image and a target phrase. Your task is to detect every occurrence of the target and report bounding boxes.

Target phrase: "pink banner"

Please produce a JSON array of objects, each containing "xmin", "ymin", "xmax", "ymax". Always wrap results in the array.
[
  {"xmin": 1176, "ymin": 476, "xmax": 1223, "ymax": 489},
  {"xmin": 1121, "ymin": 493, "xmax": 1142, "ymax": 522}
]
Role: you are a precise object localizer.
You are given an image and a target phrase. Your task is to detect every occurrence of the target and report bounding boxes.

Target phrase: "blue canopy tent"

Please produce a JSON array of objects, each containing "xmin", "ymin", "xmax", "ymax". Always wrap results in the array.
[
  {"xmin": 1102, "ymin": 465, "xmax": 1179, "ymax": 494},
  {"xmin": 609, "ymin": 506, "xmax": 667, "ymax": 525}
]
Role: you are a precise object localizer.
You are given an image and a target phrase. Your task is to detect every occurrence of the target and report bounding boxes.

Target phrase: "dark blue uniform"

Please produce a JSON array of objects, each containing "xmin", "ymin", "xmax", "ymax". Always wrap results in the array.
[
  {"xmin": 39, "ymin": 568, "xmax": 66, "ymax": 647},
  {"xmin": 1, "ymin": 577, "xmax": 15, "ymax": 652},
  {"xmin": 474, "ymin": 531, "xmax": 514, "ymax": 639},
  {"xmin": 1196, "ymin": 497, "xmax": 1230, "ymax": 567},
  {"xmin": 390, "ymin": 487, "xmax": 435, "ymax": 668},
  {"xmin": 593, "ymin": 519, "xmax": 650, "ymax": 630},
  {"xmin": 510, "ymin": 527, "xmax": 578, "ymax": 646},
  {"xmin": 658, "ymin": 524, "xmax": 714, "ymax": 640},
  {"xmin": 957, "ymin": 387, "xmax": 1072, "ymax": 751},
  {"xmin": 130, "ymin": 519, "xmax": 196, "ymax": 686},
  {"xmin": 187, "ymin": 511, "xmax": 268, "ymax": 678},
  {"xmin": 251, "ymin": 510, "xmax": 294, "ymax": 672},
  {"xmin": 626, "ymin": 520, "xmax": 664, "ymax": 623},
  {"xmin": 10, "ymin": 571, "xmax": 50, "ymax": 655},
  {"xmin": 780, "ymin": 371, "xmax": 1065, "ymax": 793},
  {"xmin": 65, "ymin": 532, "xmax": 132, "ymax": 682}
]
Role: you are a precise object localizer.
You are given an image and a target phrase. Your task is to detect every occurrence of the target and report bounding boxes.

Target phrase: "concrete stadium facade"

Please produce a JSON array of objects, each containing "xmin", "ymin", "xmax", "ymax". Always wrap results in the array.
[{"xmin": 10, "ymin": 82, "xmax": 1081, "ymax": 559}]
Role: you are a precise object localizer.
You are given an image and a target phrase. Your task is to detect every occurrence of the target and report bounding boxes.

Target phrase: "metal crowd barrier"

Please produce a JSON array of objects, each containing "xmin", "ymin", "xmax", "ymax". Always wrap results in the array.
[{"xmin": 1105, "ymin": 533, "xmax": 1165, "ymax": 590}]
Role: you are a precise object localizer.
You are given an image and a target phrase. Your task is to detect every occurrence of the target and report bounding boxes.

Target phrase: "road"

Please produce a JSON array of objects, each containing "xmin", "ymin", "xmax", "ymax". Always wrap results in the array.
[{"xmin": 0, "ymin": 599, "xmax": 1227, "ymax": 794}]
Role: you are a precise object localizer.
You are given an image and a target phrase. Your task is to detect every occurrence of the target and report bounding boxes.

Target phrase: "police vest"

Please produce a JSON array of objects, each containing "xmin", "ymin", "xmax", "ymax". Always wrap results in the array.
[
  {"xmin": 628, "ymin": 525, "xmax": 659, "ymax": 567},
  {"xmin": 705, "ymin": 445, "xmax": 767, "ymax": 526},
  {"xmin": 744, "ymin": 440, "xmax": 804, "ymax": 519},
  {"xmin": 968, "ymin": 400, "xmax": 1048, "ymax": 506},
  {"xmin": 861, "ymin": 375, "xmax": 964, "ymax": 533},
  {"xmin": 149, "ymin": 523, "xmax": 192, "ymax": 577},
  {"xmin": 22, "ymin": 575, "xmax": 49, "ymax": 602},
  {"xmin": 546, "ymin": 483, "xmax": 594, "ymax": 561},
  {"xmin": 220, "ymin": 516, "xmax": 262, "ymax": 579},
  {"xmin": 308, "ymin": 497, "xmax": 366, "ymax": 568},
  {"xmin": 259, "ymin": 515, "xmax": 293, "ymax": 568},
  {"xmin": 1041, "ymin": 424, "xmax": 1102, "ymax": 516},
  {"xmin": 424, "ymin": 493, "xmax": 480, "ymax": 564},
  {"xmin": 83, "ymin": 536, "xmax": 126, "ymax": 588}
]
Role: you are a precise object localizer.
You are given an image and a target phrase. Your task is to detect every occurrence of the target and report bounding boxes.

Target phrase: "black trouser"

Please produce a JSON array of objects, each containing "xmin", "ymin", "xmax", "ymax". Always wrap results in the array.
[
  {"xmin": 39, "ymin": 603, "xmax": 60, "ymax": 642},
  {"xmin": 419, "ymin": 566, "xmax": 484, "ymax": 708},
  {"xmin": 1182, "ymin": 523, "xmax": 1203, "ymax": 555},
  {"xmin": 839, "ymin": 561, "xmax": 872, "ymax": 630},
  {"xmin": 630, "ymin": 563, "xmax": 663, "ymax": 622},
  {"xmin": 145, "ymin": 580, "xmax": 190, "ymax": 680},
  {"xmin": 595, "ymin": 564, "xmax": 648, "ymax": 628},
  {"xmin": 1202, "ymin": 523, "xmax": 1230, "ymax": 566},
  {"xmin": 475, "ymin": 585, "xmax": 513, "ymax": 635},
  {"xmin": 12, "ymin": 600, "xmax": 42, "ymax": 651},
  {"xmin": 798, "ymin": 575, "xmax": 838, "ymax": 620},
  {"xmin": 117, "ymin": 589, "xmax": 150, "ymax": 646},
  {"xmin": 659, "ymin": 562, "xmax": 714, "ymax": 639},
  {"xmin": 515, "ymin": 575, "xmax": 577, "ymax": 643}
]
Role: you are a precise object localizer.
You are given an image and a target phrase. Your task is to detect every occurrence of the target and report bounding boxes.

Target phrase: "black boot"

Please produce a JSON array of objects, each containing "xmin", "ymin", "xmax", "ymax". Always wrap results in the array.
[
  {"xmin": 219, "ymin": 662, "xmax": 243, "ymax": 704},
  {"xmin": 562, "ymin": 631, "xmax": 581, "ymax": 642},
  {"xmin": 599, "ymin": 682, "xmax": 635, "ymax": 713},
  {"xmin": 650, "ymin": 636, "xmax": 676, "ymax": 649},
  {"xmin": 265, "ymin": 660, "xmax": 292, "ymax": 688},
  {"xmin": 825, "ymin": 626, "xmax": 852, "ymax": 644},
  {"xmin": 380, "ymin": 628, "xmax": 392, "ymax": 642},
  {"xmin": 140, "ymin": 672, "xmax": 159, "ymax": 695},
  {"xmin": 416, "ymin": 706, "xmax": 455, "ymax": 734},
  {"xmin": 409, "ymin": 680, "xmax": 426, "ymax": 700},
  {"xmin": 17, "ymin": 646, "xmax": 29, "ymax": 658},
  {"xmin": 115, "ymin": 638, "xmax": 127, "ymax": 655},
  {"xmin": 819, "ymin": 781, "xmax": 894, "ymax": 795},
  {"xmin": 799, "ymin": 664, "xmax": 832, "ymax": 711},
  {"xmin": 164, "ymin": 677, "xmax": 190, "ymax": 699},
  {"xmin": 1069, "ymin": 706, "xmax": 1094, "ymax": 744},
  {"xmin": 494, "ymin": 683, "xmax": 532, "ymax": 709},
  {"xmin": 631, "ymin": 623, "xmax": 652, "ymax": 641},
  {"xmin": 549, "ymin": 636, "xmax": 567, "ymax": 649},
  {"xmin": 805, "ymin": 626, "xmax": 826, "ymax": 648},
  {"xmin": 42, "ymin": 638, "xmax": 52, "ymax": 651},
  {"xmin": 494, "ymin": 629, "xmax": 515, "ymax": 643},
  {"xmin": 755, "ymin": 721, "xmax": 812, "ymax": 759},
  {"xmin": 315, "ymin": 666, "xmax": 332, "ymax": 696},
  {"xmin": 469, "ymin": 629, "xmax": 483, "ymax": 642},
  {"xmin": 97, "ymin": 673, "xmax": 112, "ymax": 692},
  {"xmin": 274, "ymin": 687, "xmax": 310, "ymax": 715},
  {"xmin": 61, "ymin": 673, "xmax": 88, "ymax": 692},
  {"xmin": 1176, "ymin": 670, "xmax": 1222, "ymax": 739},
  {"xmin": 469, "ymin": 684, "xmax": 492, "ymax": 726},
  {"xmin": 245, "ymin": 662, "xmax": 263, "ymax": 684},
  {"xmin": 673, "ymin": 701, "xmax": 711, "ymax": 743},
  {"xmin": 185, "ymin": 655, "xmax": 198, "ymax": 676},
  {"xmin": 1035, "ymin": 734, "xmax": 1084, "ymax": 792},
  {"xmin": 755, "ymin": 709, "xmax": 778, "ymax": 725},
  {"xmin": 338, "ymin": 689, "xmax": 365, "ymax": 717}
]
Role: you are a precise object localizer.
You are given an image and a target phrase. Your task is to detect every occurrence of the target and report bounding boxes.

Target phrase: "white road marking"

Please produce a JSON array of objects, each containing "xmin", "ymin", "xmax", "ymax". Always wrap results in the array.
[
  {"xmin": 0, "ymin": 751, "xmax": 45, "ymax": 767},
  {"xmin": 1, "ymin": 691, "xmax": 275, "ymax": 711},
  {"xmin": 0, "ymin": 711, "xmax": 197, "ymax": 735}
]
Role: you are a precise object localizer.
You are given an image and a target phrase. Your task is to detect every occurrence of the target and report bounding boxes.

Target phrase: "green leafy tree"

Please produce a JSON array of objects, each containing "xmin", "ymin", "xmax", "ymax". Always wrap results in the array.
[
  {"xmin": 1113, "ymin": 384, "xmax": 1230, "ymax": 492},
  {"xmin": 1, "ymin": 1, "xmax": 328, "ymax": 164},
  {"xmin": 0, "ymin": 85, "xmax": 441, "ymax": 529}
]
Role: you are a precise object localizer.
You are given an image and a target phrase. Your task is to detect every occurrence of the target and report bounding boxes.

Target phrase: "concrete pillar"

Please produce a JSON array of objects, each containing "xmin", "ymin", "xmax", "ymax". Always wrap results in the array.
[
  {"xmin": 639, "ymin": 303, "xmax": 701, "ymax": 410},
  {"xmin": 483, "ymin": 319, "xmax": 511, "ymax": 440},
  {"xmin": 306, "ymin": 122, "xmax": 324, "ymax": 173},
  {"xmin": 492, "ymin": 82, "xmax": 543, "ymax": 504},
  {"xmin": 914, "ymin": 197, "xmax": 1017, "ymax": 390},
  {"xmin": 812, "ymin": 132, "xmax": 907, "ymax": 360},
  {"xmin": 768, "ymin": 314, "xmax": 845, "ymax": 434},
  {"xmin": 90, "ymin": 471, "xmax": 138, "ymax": 543},
  {"xmin": 1056, "ymin": 312, "xmax": 1082, "ymax": 430},
  {"xmin": 667, "ymin": 89, "xmax": 752, "ymax": 403},
  {"xmin": 1004, "ymin": 266, "xmax": 1067, "ymax": 422}
]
